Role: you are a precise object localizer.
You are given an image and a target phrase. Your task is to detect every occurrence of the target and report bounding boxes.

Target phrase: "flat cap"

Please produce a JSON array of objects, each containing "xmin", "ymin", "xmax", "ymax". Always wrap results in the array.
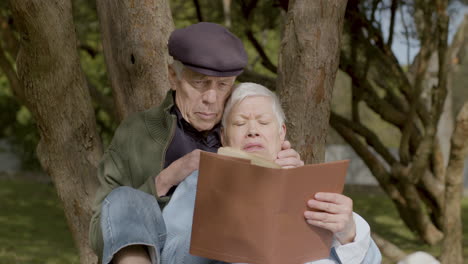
[{"xmin": 168, "ymin": 22, "xmax": 248, "ymax": 77}]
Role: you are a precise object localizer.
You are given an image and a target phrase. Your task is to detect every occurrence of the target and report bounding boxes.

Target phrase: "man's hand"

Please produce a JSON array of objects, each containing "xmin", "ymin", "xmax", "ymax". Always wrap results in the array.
[
  {"xmin": 275, "ymin": 140, "xmax": 304, "ymax": 168},
  {"xmin": 155, "ymin": 149, "xmax": 201, "ymax": 197},
  {"xmin": 304, "ymin": 192, "xmax": 356, "ymax": 245}
]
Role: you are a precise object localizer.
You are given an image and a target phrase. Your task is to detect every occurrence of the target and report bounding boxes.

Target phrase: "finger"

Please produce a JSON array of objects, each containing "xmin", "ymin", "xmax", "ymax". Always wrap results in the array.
[
  {"xmin": 315, "ymin": 192, "xmax": 352, "ymax": 206},
  {"xmin": 281, "ymin": 140, "xmax": 292, "ymax": 151},
  {"xmin": 306, "ymin": 219, "xmax": 343, "ymax": 233},
  {"xmin": 304, "ymin": 211, "xmax": 337, "ymax": 223},
  {"xmin": 307, "ymin": 199, "xmax": 342, "ymax": 214},
  {"xmin": 277, "ymin": 148, "xmax": 300, "ymax": 159},
  {"xmin": 275, "ymin": 157, "xmax": 304, "ymax": 168}
]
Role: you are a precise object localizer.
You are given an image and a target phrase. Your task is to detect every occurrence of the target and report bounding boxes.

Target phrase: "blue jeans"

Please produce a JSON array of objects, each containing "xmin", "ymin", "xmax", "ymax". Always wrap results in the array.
[{"xmin": 100, "ymin": 183, "xmax": 226, "ymax": 264}]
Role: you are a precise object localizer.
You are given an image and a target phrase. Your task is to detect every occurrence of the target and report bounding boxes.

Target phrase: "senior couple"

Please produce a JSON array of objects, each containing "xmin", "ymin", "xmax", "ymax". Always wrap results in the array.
[{"xmin": 89, "ymin": 22, "xmax": 382, "ymax": 264}]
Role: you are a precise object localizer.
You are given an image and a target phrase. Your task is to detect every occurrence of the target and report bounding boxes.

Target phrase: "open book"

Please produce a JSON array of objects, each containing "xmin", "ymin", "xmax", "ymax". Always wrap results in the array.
[{"xmin": 190, "ymin": 148, "xmax": 349, "ymax": 264}]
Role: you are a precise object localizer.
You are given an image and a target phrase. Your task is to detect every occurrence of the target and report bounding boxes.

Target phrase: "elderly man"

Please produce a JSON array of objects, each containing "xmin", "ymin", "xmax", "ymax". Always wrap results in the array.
[
  {"xmin": 162, "ymin": 82, "xmax": 382, "ymax": 264},
  {"xmin": 89, "ymin": 23, "xmax": 303, "ymax": 264}
]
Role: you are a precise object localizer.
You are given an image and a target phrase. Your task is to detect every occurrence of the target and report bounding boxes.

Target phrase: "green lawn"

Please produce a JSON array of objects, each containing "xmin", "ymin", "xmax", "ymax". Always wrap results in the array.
[
  {"xmin": 0, "ymin": 179, "xmax": 79, "ymax": 264},
  {"xmin": 0, "ymin": 178, "xmax": 466, "ymax": 263},
  {"xmin": 345, "ymin": 186, "xmax": 468, "ymax": 263}
]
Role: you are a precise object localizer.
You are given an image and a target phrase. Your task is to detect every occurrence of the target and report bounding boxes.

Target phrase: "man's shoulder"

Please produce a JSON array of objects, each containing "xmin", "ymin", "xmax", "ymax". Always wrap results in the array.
[{"xmin": 110, "ymin": 104, "xmax": 173, "ymax": 148}]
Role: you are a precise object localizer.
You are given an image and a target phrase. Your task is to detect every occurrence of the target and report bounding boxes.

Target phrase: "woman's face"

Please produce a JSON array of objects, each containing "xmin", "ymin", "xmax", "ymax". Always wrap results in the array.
[{"xmin": 223, "ymin": 96, "xmax": 286, "ymax": 161}]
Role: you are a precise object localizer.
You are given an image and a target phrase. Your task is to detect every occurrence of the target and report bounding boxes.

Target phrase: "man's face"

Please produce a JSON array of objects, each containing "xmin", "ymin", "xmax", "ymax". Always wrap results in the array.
[
  {"xmin": 223, "ymin": 96, "xmax": 286, "ymax": 161},
  {"xmin": 169, "ymin": 67, "xmax": 236, "ymax": 131}
]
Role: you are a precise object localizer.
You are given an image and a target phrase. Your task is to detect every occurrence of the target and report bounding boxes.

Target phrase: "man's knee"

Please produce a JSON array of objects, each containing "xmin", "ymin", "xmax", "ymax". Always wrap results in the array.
[
  {"xmin": 104, "ymin": 187, "xmax": 159, "ymax": 217},
  {"xmin": 113, "ymin": 245, "xmax": 152, "ymax": 264}
]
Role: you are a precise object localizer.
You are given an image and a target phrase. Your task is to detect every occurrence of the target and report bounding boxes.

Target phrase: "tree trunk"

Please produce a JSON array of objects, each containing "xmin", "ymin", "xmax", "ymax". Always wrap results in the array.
[
  {"xmin": 277, "ymin": 0, "xmax": 348, "ymax": 163},
  {"xmin": 440, "ymin": 102, "xmax": 468, "ymax": 264},
  {"xmin": 96, "ymin": 0, "xmax": 174, "ymax": 121},
  {"xmin": 10, "ymin": 1, "xmax": 103, "ymax": 263}
]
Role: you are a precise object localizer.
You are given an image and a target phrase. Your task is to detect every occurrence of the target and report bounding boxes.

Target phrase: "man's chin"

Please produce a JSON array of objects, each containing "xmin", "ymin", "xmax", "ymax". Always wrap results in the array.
[{"xmin": 191, "ymin": 121, "xmax": 217, "ymax": 132}]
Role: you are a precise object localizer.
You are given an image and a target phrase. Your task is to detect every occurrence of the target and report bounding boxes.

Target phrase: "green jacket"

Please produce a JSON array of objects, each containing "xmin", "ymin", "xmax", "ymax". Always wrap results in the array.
[{"xmin": 89, "ymin": 91, "xmax": 176, "ymax": 259}]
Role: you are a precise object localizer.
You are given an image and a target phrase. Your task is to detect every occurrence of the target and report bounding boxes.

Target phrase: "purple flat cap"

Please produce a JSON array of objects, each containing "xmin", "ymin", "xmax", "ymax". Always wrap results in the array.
[{"xmin": 168, "ymin": 22, "xmax": 248, "ymax": 77}]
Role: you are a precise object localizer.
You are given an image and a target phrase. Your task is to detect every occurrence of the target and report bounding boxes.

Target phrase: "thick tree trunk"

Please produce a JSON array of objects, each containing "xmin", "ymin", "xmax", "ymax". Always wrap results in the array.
[
  {"xmin": 277, "ymin": 0, "xmax": 348, "ymax": 163},
  {"xmin": 440, "ymin": 102, "xmax": 468, "ymax": 264},
  {"xmin": 10, "ymin": 1, "xmax": 102, "ymax": 263},
  {"xmin": 96, "ymin": 0, "xmax": 174, "ymax": 121}
]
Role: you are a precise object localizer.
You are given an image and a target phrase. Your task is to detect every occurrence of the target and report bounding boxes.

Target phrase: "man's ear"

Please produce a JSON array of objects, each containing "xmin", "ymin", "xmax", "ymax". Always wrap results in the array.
[
  {"xmin": 168, "ymin": 66, "xmax": 178, "ymax": 91},
  {"xmin": 279, "ymin": 123, "xmax": 286, "ymax": 143}
]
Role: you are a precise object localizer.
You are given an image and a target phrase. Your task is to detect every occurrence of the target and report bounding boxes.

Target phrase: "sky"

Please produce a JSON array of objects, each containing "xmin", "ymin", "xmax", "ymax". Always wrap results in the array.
[{"xmin": 386, "ymin": 3, "xmax": 468, "ymax": 65}]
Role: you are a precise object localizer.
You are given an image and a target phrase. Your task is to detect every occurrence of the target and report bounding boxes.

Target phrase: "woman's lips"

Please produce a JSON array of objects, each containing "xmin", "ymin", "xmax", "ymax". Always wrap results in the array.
[{"xmin": 243, "ymin": 143, "xmax": 264, "ymax": 152}]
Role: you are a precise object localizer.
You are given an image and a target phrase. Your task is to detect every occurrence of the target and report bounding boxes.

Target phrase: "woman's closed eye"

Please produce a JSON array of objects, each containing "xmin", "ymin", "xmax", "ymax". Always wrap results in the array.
[{"xmin": 233, "ymin": 121, "xmax": 246, "ymax": 126}]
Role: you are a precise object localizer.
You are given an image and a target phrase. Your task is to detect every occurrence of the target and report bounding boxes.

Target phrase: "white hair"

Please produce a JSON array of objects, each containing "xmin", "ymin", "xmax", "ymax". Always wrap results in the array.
[
  {"xmin": 222, "ymin": 82, "xmax": 285, "ymax": 130},
  {"xmin": 170, "ymin": 59, "xmax": 185, "ymax": 80}
]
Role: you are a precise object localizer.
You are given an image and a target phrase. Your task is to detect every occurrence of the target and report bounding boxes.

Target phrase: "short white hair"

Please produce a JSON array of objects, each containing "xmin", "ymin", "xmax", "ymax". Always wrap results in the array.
[{"xmin": 222, "ymin": 82, "xmax": 285, "ymax": 129}]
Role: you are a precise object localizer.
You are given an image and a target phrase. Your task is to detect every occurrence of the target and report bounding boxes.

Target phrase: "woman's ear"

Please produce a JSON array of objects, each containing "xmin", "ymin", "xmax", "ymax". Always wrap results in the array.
[{"xmin": 279, "ymin": 123, "xmax": 286, "ymax": 143}]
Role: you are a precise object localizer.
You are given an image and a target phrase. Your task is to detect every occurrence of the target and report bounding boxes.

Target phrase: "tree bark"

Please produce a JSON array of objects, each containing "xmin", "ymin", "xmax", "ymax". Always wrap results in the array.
[
  {"xmin": 277, "ymin": 0, "xmax": 348, "ymax": 163},
  {"xmin": 96, "ymin": 0, "xmax": 174, "ymax": 121},
  {"xmin": 440, "ymin": 102, "xmax": 468, "ymax": 264},
  {"xmin": 10, "ymin": 1, "xmax": 103, "ymax": 263}
]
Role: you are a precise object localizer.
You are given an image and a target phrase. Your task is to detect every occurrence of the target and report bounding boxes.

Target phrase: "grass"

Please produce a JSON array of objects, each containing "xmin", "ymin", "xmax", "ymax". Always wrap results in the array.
[
  {"xmin": 344, "ymin": 186, "xmax": 468, "ymax": 263},
  {"xmin": 0, "ymin": 178, "xmax": 79, "ymax": 264},
  {"xmin": 0, "ymin": 178, "xmax": 466, "ymax": 263}
]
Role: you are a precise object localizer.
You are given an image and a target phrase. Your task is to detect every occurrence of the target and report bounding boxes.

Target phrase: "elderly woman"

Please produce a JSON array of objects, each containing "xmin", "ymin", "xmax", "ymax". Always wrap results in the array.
[{"xmin": 161, "ymin": 83, "xmax": 382, "ymax": 264}]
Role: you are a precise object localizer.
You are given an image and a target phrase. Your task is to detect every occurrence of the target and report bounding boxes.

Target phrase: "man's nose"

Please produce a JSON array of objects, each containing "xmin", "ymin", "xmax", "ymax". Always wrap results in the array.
[{"xmin": 202, "ymin": 88, "xmax": 217, "ymax": 104}]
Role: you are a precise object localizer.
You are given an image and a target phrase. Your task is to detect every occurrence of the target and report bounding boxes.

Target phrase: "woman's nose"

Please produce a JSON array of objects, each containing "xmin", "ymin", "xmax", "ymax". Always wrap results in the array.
[{"xmin": 247, "ymin": 124, "xmax": 259, "ymax": 137}]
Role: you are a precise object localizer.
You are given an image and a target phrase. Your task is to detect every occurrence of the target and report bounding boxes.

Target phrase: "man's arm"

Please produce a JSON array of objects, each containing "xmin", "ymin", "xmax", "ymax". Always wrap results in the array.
[{"xmin": 155, "ymin": 149, "xmax": 201, "ymax": 197}]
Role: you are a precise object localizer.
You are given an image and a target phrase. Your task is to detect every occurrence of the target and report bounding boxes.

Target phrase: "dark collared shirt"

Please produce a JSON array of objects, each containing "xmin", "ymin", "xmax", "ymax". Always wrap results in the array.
[{"xmin": 164, "ymin": 105, "xmax": 222, "ymax": 169}]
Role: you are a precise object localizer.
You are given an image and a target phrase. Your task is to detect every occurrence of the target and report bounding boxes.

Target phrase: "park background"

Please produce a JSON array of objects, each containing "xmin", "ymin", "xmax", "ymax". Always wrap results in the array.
[{"xmin": 0, "ymin": 0, "xmax": 468, "ymax": 263}]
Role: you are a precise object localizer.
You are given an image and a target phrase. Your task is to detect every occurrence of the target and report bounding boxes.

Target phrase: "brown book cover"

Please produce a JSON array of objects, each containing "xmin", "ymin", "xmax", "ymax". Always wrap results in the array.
[{"xmin": 190, "ymin": 151, "xmax": 349, "ymax": 264}]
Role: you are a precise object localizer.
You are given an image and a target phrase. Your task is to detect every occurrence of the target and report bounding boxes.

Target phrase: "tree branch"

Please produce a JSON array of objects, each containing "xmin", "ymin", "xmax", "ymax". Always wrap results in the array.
[
  {"xmin": 330, "ymin": 112, "xmax": 393, "ymax": 188},
  {"xmin": 372, "ymin": 232, "xmax": 406, "ymax": 262},
  {"xmin": 192, "ymin": 0, "xmax": 203, "ymax": 22},
  {"xmin": 330, "ymin": 112, "xmax": 397, "ymax": 166},
  {"xmin": 245, "ymin": 28, "xmax": 277, "ymax": 74},
  {"xmin": 407, "ymin": 0, "xmax": 449, "ymax": 183},
  {"xmin": 387, "ymin": 0, "xmax": 398, "ymax": 47},
  {"xmin": 441, "ymin": 101, "xmax": 468, "ymax": 263},
  {"xmin": 0, "ymin": 43, "xmax": 25, "ymax": 104},
  {"xmin": 237, "ymin": 69, "xmax": 276, "ymax": 90}
]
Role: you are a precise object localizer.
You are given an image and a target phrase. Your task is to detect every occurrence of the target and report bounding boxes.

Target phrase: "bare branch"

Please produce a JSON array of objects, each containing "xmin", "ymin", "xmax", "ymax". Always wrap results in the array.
[
  {"xmin": 330, "ymin": 112, "xmax": 391, "ymax": 184},
  {"xmin": 407, "ymin": 0, "xmax": 450, "ymax": 183},
  {"xmin": 0, "ymin": 43, "xmax": 25, "ymax": 104},
  {"xmin": 330, "ymin": 112, "xmax": 398, "ymax": 166},
  {"xmin": 399, "ymin": 39, "xmax": 434, "ymax": 165},
  {"xmin": 330, "ymin": 114, "xmax": 408, "ymax": 205},
  {"xmin": 237, "ymin": 69, "xmax": 276, "ymax": 90},
  {"xmin": 245, "ymin": 29, "xmax": 277, "ymax": 74},
  {"xmin": 193, "ymin": 0, "xmax": 203, "ymax": 22},
  {"xmin": 372, "ymin": 232, "xmax": 406, "ymax": 262},
  {"xmin": 387, "ymin": 0, "xmax": 398, "ymax": 47}
]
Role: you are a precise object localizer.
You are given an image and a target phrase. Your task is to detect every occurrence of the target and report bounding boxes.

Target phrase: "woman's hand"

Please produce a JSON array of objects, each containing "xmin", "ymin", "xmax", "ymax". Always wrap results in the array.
[
  {"xmin": 275, "ymin": 140, "xmax": 305, "ymax": 168},
  {"xmin": 304, "ymin": 192, "xmax": 356, "ymax": 244}
]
